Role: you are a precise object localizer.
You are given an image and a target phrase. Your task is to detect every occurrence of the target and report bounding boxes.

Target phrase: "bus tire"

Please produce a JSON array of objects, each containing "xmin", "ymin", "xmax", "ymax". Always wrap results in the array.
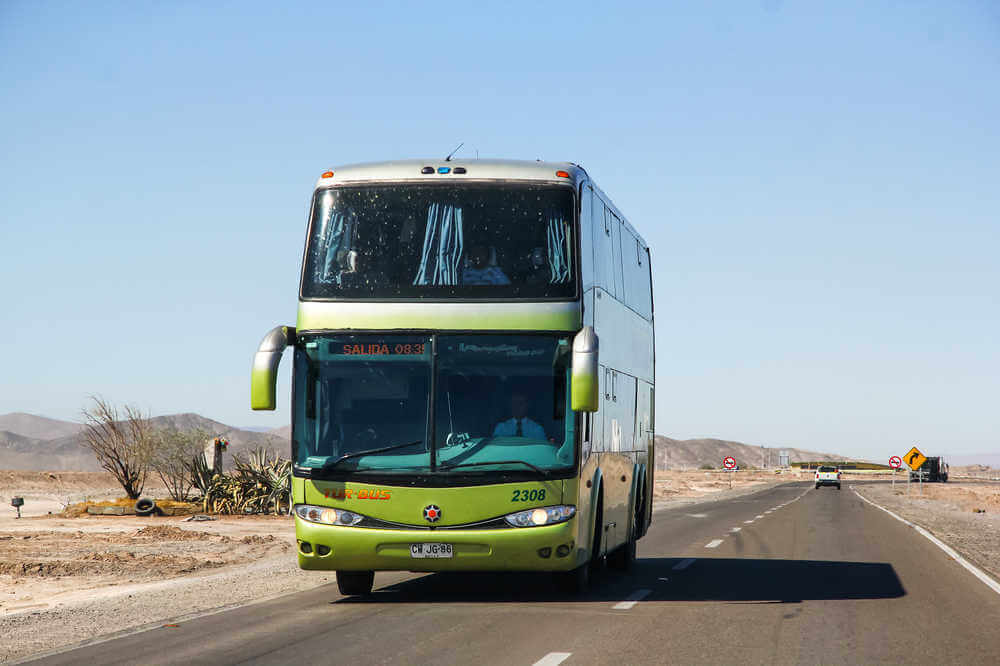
[
  {"xmin": 336, "ymin": 570, "xmax": 374, "ymax": 596},
  {"xmin": 609, "ymin": 494, "xmax": 639, "ymax": 571},
  {"xmin": 589, "ymin": 491, "xmax": 605, "ymax": 576},
  {"xmin": 557, "ymin": 561, "xmax": 589, "ymax": 595}
]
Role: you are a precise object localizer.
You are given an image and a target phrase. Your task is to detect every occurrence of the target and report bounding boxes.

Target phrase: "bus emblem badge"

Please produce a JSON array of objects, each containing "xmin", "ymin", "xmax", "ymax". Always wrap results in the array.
[{"xmin": 423, "ymin": 505, "xmax": 441, "ymax": 522}]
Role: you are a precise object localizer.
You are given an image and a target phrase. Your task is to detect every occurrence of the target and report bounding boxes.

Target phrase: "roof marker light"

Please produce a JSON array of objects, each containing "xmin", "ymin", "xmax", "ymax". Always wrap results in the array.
[
  {"xmin": 421, "ymin": 166, "xmax": 434, "ymax": 174},
  {"xmin": 556, "ymin": 170, "xmax": 570, "ymax": 178},
  {"xmin": 438, "ymin": 167, "xmax": 451, "ymax": 174},
  {"xmin": 321, "ymin": 171, "xmax": 334, "ymax": 178}
]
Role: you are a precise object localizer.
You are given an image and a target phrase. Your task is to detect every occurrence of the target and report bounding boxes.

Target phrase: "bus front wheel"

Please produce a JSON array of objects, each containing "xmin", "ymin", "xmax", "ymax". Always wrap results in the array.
[
  {"xmin": 558, "ymin": 560, "xmax": 590, "ymax": 595},
  {"xmin": 336, "ymin": 570, "xmax": 374, "ymax": 596}
]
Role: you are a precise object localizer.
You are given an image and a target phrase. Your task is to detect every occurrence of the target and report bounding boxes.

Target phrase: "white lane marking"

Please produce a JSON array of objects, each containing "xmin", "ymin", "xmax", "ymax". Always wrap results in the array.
[
  {"xmin": 613, "ymin": 588, "xmax": 652, "ymax": 610},
  {"xmin": 658, "ymin": 577, "xmax": 669, "ymax": 582},
  {"xmin": 743, "ymin": 520, "xmax": 754, "ymax": 524},
  {"xmin": 533, "ymin": 653, "xmax": 572, "ymax": 666},
  {"xmin": 672, "ymin": 558, "xmax": 696, "ymax": 570},
  {"xmin": 730, "ymin": 527, "xmax": 742, "ymax": 533},
  {"xmin": 686, "ymin": 513, "xmax": 708, "ymax": 518},
  {"xmin": 854, "ymin": 489, "xmax": 1000, "ymax": 597},
  {"xmin": 705, "ymin": 539, "xmax": 724, "ymax": 548},
  {"xmin": 755, "ymin": 514, "xmax": 764, "ymax": 519}
]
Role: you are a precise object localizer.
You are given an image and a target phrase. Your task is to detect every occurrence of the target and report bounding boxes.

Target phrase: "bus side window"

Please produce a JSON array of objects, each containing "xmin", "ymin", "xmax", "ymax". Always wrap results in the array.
[
  {"xmin": 622, "ymin": 229, "xmax": 653, "ymax": 320},
  {"xmin": 592, "ymin": 193, "xmax": 614, "ymax": 297},
  {"xmin": 580, "ymin": 184, "xmax": 596, "ymax": 292}
]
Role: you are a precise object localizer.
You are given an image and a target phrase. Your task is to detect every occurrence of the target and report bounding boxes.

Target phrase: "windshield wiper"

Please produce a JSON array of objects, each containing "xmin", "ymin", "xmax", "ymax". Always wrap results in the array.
[
  {"xmin": 438, "ymin": 459, "xmax": 550, "ymax": 476},
  {"xmin": 322, "ymin": 440, "xmax": 423, "ymax": 470}
]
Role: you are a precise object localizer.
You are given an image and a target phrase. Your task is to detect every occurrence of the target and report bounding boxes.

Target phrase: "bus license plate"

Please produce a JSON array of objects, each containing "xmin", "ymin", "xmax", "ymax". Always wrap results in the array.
[{"xmin": 410, "ymin": 543, "xmax": 453, "ymax": 559}]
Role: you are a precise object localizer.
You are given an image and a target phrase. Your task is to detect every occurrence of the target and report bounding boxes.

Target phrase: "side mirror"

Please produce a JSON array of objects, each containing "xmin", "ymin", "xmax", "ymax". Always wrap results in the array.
[
  {"xmin": 251, "ymin": 326, "xmax": 296, "ymax": 410},
  {"xmin": 570, "ymin": 326, "xmax": 599, "ymax": 412}
]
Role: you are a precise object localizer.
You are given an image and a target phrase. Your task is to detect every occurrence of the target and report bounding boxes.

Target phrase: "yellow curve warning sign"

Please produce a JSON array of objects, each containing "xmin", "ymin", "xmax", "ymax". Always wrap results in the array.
[{"xmin": 904, "ymin": 446, "xmax": 927, "ymax": 471}]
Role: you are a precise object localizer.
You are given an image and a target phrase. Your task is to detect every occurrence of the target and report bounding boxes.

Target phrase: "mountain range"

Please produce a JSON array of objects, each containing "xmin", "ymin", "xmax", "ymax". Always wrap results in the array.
[
  {"xmin": 654, "ymin": 436, "xmax": 848, "ymax": 470},
  {"xmin": 0, "ymin": 412, "xmax": 287, "ymax": 472},
  {"xmin": 0, "ymin": 411, "xmax": 866, "ymax": 472}
]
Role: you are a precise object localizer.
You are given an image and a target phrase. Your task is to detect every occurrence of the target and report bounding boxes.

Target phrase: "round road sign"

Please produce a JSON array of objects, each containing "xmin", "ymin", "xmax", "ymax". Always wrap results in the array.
[
  {"xmin": 889, "ymin": 456, "xmax": 902, "ymax": 469},
  {"xmin": 723, "ymin": 456, "xmax": 737, "ymax": 470}
]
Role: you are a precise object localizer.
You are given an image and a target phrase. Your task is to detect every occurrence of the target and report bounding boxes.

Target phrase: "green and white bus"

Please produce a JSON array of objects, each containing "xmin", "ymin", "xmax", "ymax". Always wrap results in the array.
[{"xmin": 251, "ymin": 159, "xmax": 654, "ymax": 595}]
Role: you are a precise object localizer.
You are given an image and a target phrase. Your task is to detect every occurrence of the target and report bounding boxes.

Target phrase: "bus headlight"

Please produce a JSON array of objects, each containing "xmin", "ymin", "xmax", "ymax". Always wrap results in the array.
[
  {"xmin": 294, "ymin": 504, "xmax": 364, "ymax": 526},
  {"xmin": 504, "ymin": 505, "xmax": 576, "ymax": 528}
]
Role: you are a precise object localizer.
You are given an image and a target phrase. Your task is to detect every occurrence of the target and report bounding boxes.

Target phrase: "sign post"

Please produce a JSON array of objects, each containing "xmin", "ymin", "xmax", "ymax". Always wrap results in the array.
[
  {"xmin": 889, "ymin": 456, "xmax": 902, "ymax": 490},
  {"xmin": 723, "ymin": 456, "xmax": 737, "ymax": 489},
  {"xmin": 904, "ymin": 446, "xmax": 927, "ymax": 496}
]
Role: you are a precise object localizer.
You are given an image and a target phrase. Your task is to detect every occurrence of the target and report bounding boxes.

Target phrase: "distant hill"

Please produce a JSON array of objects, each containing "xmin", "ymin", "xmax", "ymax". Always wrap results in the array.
[
  {"xmin": 0, "ymin": 412, "xmax": 290, "ymax": 472},
  {"xmin": 269, "ymin": 424, "xmax": 292, "ymax": 440},
  {"xmin": 0, "ymin": 411, "xmax": 860, "ymax": 473},
  {"xmin": 654, "ymin": 435, "xmax": 850, "ymax": 470},
  {"xmin": 0, "ymin": 413, "xmax": 82, "ymax": 440}
]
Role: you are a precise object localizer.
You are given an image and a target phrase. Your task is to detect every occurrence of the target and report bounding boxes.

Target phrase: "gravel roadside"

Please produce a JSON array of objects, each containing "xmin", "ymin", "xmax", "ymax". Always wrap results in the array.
[{"xmin": 2, "ymin": 554, "xmax": 332, "ymax": 664}]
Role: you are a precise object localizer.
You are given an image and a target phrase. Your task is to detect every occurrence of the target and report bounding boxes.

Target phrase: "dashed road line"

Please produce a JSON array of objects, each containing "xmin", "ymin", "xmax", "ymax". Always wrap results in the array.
[
  {"xmin": 705, "ymin": 539, "xmax": 723, "ymax": 549},
  {"xmin": 613, "ymin": 589, "xmax": 651, "ymax": 610},
  {"xmin": 755, "ymin": 514, "xmax": 764, "ymax": 519},
  {"xmin": 729, "ymin": 527, "xmax": 742, "ymax": 533},
  {"xmin": 672, "ymin": 558, "xmax": 696, "ymax": 571},
  {"xmin": 743, "ymin": 520, "xmax": 754, "ymax": 524},
  {"xmin": 533, "ymin": 653, "xmax": 572, "ymax": 665}
]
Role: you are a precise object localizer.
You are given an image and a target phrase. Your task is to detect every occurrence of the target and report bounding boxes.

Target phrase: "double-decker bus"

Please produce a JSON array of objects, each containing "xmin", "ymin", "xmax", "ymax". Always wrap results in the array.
[{"xmin": 251, "ymin": 159, "xmax": 654, "ymax": 595}]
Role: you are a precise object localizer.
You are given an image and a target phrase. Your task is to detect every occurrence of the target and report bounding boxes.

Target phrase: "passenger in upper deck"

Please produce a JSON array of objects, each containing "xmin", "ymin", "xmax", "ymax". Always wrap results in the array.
[{"xmin": 462, "ymin": 245, "xmax": 511, "ymax": 285}]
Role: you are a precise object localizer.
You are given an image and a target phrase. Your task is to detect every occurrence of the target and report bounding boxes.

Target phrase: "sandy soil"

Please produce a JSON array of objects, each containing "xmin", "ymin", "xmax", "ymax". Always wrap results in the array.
[
  {"xmin": 0, "ymin": 473, "xmax": 327, "ymax": 664},
  {"xmin": 853, "ymin": 480, "xmax": 1000, "ymax": 584}
]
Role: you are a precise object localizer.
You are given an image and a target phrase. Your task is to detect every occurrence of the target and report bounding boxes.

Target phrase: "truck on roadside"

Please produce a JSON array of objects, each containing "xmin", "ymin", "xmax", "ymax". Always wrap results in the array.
[{"xmin": 910, "ymin": 456, "xmax": 948, "ymax": 482}]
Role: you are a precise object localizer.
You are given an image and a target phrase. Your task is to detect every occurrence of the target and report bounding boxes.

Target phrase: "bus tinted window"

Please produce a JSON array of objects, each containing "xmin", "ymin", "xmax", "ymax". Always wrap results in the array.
[{"xmin": 302, "ymin": 184, "xmax": 576, "ymax": 299}]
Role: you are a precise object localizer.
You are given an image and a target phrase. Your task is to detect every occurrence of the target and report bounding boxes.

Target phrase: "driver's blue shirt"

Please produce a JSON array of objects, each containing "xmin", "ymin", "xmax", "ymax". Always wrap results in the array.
[{"xmin": 493, "ymin": 417, "xmax": 545, "ymax": 440}]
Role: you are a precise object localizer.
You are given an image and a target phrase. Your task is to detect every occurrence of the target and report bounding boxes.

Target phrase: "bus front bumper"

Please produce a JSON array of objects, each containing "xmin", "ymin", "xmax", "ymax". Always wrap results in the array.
[{"xmin": 295, "ymin": 516, "xmax": 581, "ymax": 572}]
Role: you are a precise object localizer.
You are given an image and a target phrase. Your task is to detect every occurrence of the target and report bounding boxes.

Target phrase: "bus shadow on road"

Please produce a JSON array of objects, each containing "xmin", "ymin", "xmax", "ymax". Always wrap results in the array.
[
  {"xmin": 334, "ymin": 557, "xmax": 905, "ymax": 604},
  {"xmin": 637, "ymin": 557, "xmax": 906, "ymax": 603}
]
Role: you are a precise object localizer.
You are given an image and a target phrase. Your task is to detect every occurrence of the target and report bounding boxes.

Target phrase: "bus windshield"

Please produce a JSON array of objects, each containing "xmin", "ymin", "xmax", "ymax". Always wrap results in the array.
[
  {"xmin": 301, "ymin": 184, "xmax": 576, "ymax": 300},
  {"xmin": 292, "ymin": 334, "xmax": 575, "ymax": 481}
]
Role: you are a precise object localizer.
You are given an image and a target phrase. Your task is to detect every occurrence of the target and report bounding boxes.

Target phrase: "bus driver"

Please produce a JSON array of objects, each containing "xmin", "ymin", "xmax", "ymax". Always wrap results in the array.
[{"xmin": 493, "ymin": 392, "xmax": 546, "ymax": 440}]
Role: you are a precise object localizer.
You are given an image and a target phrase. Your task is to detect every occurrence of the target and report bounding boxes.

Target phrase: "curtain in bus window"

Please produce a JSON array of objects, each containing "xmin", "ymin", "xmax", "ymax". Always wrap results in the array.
[
  {"xmin": 309, "ymin": 204, "xmax": 355, "ymax": 287},
  {"xmin": 547, "ymin": 215, "xmax": 571, "ymax": 284},
  {"xmin": 414, "ymin": 203, "xmax": 464, "ymax": 286}
]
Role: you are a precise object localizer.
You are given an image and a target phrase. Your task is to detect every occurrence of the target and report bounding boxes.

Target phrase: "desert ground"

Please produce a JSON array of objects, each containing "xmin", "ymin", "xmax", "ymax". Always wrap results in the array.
[{"xmin": 2, "ymin": 469, "xmax": 998, "ymax": 663}]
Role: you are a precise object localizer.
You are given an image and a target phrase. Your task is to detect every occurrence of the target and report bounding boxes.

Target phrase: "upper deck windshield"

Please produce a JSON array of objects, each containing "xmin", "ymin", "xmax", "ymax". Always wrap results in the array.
[
  {"xmin": 292, "ymin": 334, "xmax": 575, "ymax": 484},
  {"xmin": 301, "ymin": 183, "xmax": 576, "ymax": 300}
]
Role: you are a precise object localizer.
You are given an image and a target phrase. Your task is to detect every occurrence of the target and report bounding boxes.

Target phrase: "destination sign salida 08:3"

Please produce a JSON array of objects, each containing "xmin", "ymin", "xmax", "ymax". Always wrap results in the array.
[{"xmin": 337, "ymin": 342, "xmax": 426, "ymax": 356}]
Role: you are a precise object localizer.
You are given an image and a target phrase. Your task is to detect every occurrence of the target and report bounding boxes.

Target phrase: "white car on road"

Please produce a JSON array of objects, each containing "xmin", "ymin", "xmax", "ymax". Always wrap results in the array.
[{"xmin": 815, "ymin": 465, "xmax": 841, "ymax": 490}]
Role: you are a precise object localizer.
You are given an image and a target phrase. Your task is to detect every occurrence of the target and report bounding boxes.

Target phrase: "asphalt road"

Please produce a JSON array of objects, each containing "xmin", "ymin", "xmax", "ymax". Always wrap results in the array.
[{"xmin": 24, "ymin": 481, "xmax": 1000, "ymax": 665}]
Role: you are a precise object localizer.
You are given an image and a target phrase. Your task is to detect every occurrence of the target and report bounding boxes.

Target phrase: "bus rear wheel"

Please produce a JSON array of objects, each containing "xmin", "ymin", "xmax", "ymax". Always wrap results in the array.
[
  {"xmin": 608, "ymin": 528, "xmax": 636, "ymax": 570},
  {"xmin": 336, "ymin": 570, "xmax": 374, "ymax": 596}
]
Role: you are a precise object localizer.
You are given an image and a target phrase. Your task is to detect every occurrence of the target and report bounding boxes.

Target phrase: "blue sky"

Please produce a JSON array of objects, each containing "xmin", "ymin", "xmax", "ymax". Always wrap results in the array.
[{"xmin": 1, "ymin": 1, "xmax": 997, "ymax": 462}]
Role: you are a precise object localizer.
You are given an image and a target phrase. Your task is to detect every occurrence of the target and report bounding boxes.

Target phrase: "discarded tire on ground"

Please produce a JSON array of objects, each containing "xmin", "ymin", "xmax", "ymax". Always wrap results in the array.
[{"xmin": 134, "ymin": 498, "xmax": 157, "ymax": 516}]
